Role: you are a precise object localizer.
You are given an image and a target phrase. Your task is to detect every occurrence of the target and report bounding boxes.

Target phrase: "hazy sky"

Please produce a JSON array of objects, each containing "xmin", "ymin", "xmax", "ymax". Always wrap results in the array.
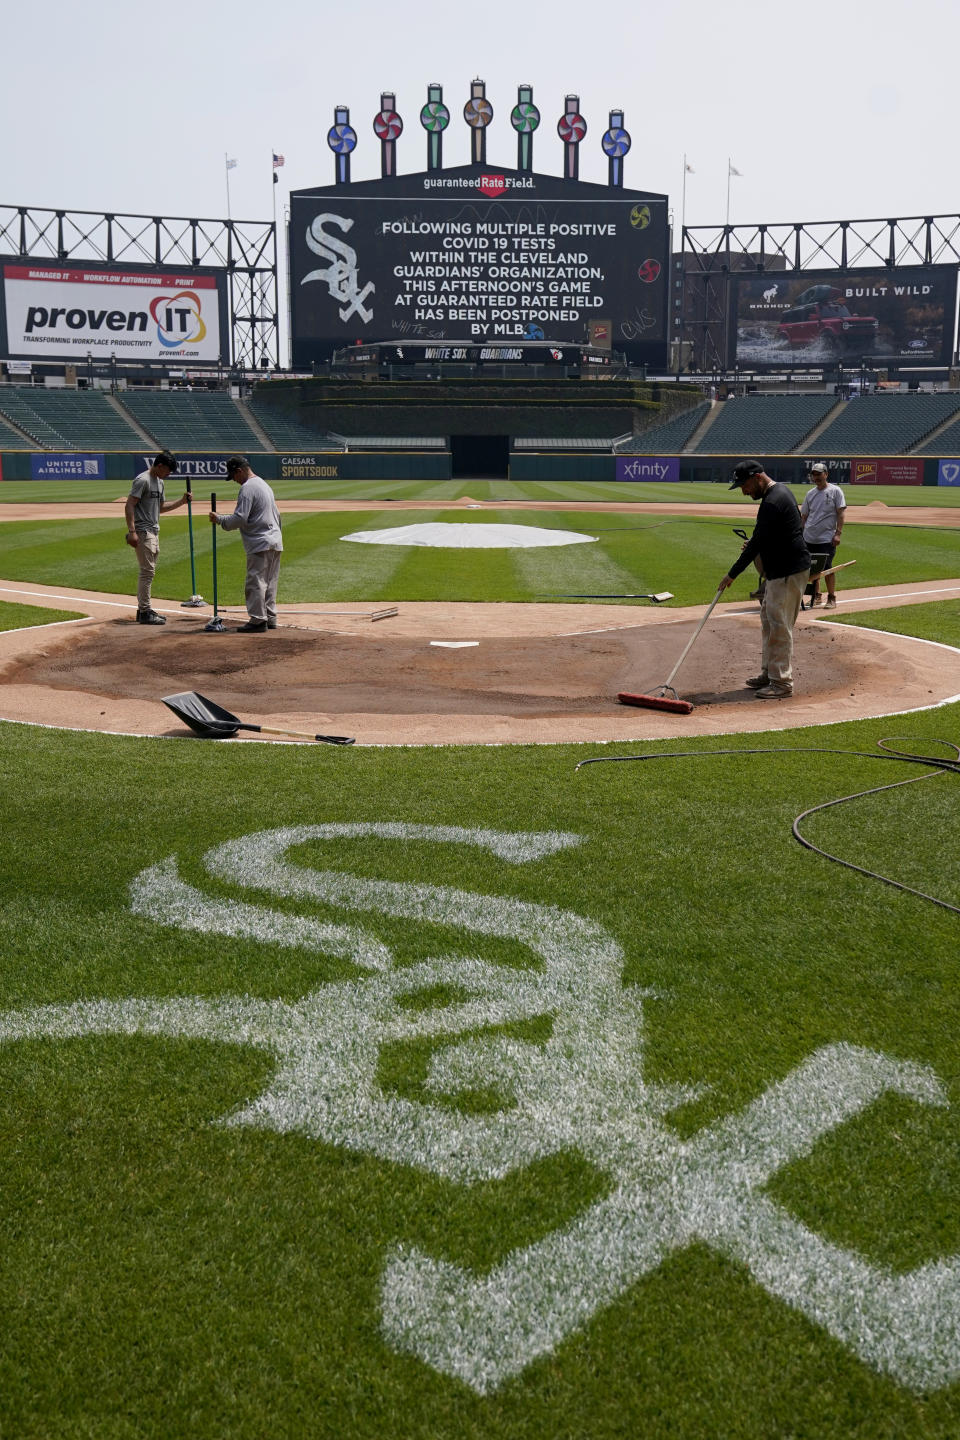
[{"xmin": 4, "ymin": 0, "xmax": 957, "ymax": 237}]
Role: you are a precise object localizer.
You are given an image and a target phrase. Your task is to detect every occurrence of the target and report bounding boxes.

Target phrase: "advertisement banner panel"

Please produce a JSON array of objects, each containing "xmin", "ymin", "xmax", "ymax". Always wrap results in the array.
[
  {"xmin": 937, "ymin": 459, "xmax": 960, "ymax": 486},
  {"xmin": 615, "ymin": 456, "xmax": 679, "ymax": 482},
  {"xmin": 850, "ymin": 458, "xmax": 924, "ymax": 485},
  {"xmin": 278, "ymin": 455, "xmax": 343, "ymax": 479},
  {"xmin": 3, "ymin": 265, "xmax": 224, "ymax": 363},
  {"xmin": 30, "ymin": 453, "xmax": 105, "ymax": 479},
  {"xmin": 289, "ymin": 165, "xmax": 669, "ymax": 367},
  {"xmin": 731, "ymin": 266, "xmax": 957, "ymax": 369}
]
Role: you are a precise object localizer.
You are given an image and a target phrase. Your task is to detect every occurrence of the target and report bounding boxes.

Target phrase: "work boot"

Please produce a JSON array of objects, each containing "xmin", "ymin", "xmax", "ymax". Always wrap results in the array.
[
  {"xmin": 136, "ymin": 609, "xmax": 166, "ymax": 625},
  {"xmin": 236, "ymin": 619, "xmax": 267, "ymax": 633},
  {"xmin": 745, "ymin": 673, "xmax": 769, "ymax": 689},
  {"xmin": 755, "ymin": 680, "xmax": 793, "ymax": 699},
  {"xmin": 809, "ymin": 591, "xmax": 823, "ymax": 607},
  {"xmin": 825, "ymin": 594, "xmax": 837, "ymax": 608}
]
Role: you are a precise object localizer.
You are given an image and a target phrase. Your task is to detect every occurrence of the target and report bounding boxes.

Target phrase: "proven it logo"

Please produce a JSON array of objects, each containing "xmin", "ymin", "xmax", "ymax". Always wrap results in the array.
[{"xmin": 149, "ymin": 290, "xmax": 207, "ymax": 348}]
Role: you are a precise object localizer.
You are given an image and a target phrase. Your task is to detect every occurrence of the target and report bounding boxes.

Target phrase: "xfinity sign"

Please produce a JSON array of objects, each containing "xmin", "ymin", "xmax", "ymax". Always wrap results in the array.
[{"xmin": 616, "ymin": 456, "xmax": 679, "ymax": 482}]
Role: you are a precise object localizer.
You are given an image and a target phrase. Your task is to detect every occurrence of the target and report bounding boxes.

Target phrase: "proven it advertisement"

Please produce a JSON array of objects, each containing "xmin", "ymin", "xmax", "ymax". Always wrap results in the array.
[{"xmin": 2, "ymin": 264, "xmax": 225, "ymax": 363}]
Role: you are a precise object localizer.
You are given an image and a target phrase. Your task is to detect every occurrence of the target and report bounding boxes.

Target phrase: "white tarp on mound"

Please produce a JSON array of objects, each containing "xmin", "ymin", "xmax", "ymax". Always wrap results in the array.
[{"xmin": 341, "ymin": 523, "xmax": 597, "ymax": 549}]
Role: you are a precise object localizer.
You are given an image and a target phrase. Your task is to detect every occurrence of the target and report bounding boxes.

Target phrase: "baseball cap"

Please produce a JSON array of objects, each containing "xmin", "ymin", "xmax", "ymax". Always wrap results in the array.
[
  {"xmin": 810, "ymin": 462, "xmax": 828, "ymax": 475},
  {"xmin": 729, "ymin": 459, "xmax": 764, "ymax": 489}
]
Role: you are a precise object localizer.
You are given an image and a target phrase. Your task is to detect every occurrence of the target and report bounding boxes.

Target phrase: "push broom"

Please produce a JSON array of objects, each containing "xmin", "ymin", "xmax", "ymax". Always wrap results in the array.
[
  {"xmin": 203, "ymin": 492, "xmax": 225, "ymax": 633},
  {"xmin": 618, "ymin": 585, "xmax": 726, "ymax": 715}
]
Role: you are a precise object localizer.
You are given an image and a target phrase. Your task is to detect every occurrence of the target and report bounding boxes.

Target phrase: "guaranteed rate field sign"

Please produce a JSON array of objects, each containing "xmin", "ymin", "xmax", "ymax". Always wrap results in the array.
[
  {"xmin": 289, "ymin": 164, "xmax": 669, "ymax": 367},
  {"xmin": 1, "ymin": 262, "xmax": 226, "ymax": 364}
]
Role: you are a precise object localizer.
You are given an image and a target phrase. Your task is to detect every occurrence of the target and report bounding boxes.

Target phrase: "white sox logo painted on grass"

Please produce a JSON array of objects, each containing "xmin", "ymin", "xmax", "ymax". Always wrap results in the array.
[{"xmin": 2, "ymin": 822, "xmax": 959, "ymax": 1395}]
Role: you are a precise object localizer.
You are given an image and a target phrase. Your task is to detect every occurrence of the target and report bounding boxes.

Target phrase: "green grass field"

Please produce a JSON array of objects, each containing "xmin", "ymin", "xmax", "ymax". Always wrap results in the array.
[
  {"xmin": 0, "ymin": 506, "xmax": 958, "ymax": 610},
  {"xmin": 1, "ymin": 496, "xmax": 960, "ymax": 1437}
]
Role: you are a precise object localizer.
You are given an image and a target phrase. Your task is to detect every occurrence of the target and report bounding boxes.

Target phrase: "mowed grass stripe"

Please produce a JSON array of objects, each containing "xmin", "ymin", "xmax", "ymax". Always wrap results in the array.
[
  {"xmin": 263, "ymin": 510, "xmax": 421, "ymax": 602},
  {"xmin": 510, "ymin": 527, "xmax": 646, "ymax": 599}
]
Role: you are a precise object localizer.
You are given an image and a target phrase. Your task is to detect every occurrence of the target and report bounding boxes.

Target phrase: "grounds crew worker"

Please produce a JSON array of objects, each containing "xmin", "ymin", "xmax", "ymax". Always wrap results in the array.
[
  {"xmin": 209, "ymin": 455, "xmax": 283, "ymax": 632},
  {"xmin": 124, "ymin": 451, "xmax": 188, "ymax": 625},
  {"xmin": 800, "ymin": 461, "xmax": 846, "ymax": 608},
  {"xmin": 719, "ymin": 460, "xmax": 810, "ymax": 699}
]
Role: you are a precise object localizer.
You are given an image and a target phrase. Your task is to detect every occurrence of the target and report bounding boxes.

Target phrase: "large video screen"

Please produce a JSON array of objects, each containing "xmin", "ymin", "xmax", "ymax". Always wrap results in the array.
[
  {"xmin": 289, "ymin": 165, "xmax": 669, "ymax": 367},
  {"xmin": 0, "ymin": 261, "xmax": 228, "ymax": 365},
  {"xmin": 731, "ymin": 265, "xmax": 958, "ymax": 368}
]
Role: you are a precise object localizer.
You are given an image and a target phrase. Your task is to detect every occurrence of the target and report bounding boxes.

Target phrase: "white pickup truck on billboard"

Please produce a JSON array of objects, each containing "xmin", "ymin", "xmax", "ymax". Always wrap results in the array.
[{"xmin": 2, "ymin": 264, "xmax": 222, "ymax": 362}]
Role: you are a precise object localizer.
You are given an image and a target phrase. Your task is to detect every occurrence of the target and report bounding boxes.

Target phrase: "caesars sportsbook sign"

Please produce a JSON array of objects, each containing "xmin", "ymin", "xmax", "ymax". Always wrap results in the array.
[{"xmin": 1, "ymin": 263, "xmax": 225, "ymax": 363}]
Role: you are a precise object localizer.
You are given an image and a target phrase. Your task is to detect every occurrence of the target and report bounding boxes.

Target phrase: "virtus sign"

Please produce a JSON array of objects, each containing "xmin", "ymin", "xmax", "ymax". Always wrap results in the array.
[{"xmin": 3, "ymin": 821, "xmax": 957, "ymax": 1395}]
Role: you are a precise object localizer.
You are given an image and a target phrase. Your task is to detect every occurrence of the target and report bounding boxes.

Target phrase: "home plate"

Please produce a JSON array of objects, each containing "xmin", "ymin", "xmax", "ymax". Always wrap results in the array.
[{"xmin": 430, "ymin": 640, "xmax": 480, "ymax": 648}]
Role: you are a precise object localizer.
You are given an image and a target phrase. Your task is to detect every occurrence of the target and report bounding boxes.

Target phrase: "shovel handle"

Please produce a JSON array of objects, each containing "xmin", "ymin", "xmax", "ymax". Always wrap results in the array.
[{"xmin": 238, "ymin": 723, "xmax": 355, "ymax": 745}]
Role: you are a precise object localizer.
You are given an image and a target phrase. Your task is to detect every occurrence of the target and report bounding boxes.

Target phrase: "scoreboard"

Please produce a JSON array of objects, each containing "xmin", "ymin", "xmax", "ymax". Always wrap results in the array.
[{"xmin": 289, "ymin": 164, "xmax": 668, "ymax": 368}]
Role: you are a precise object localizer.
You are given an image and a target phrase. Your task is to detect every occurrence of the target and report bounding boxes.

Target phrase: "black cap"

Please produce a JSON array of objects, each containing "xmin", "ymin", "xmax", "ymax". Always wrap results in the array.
[
  {"xmin": 225, "ymin": 454, "xmax": 249, "ymax": 478},
  {"xmin": 729, "ymin": 459, "xmax": 764, "ymax": 489}
]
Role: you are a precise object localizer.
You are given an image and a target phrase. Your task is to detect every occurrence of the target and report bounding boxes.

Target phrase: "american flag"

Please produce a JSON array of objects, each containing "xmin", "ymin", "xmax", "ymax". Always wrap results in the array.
[{"xmin": 272, "ymin": 153, "xmax": 285, "ymax": 169}]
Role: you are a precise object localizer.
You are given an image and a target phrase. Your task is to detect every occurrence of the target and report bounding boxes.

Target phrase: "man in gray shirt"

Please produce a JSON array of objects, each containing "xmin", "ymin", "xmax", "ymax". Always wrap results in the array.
[
  {"xmin": 124, "ymin": 451, "xmax": 189, "ymax": 624},
  {"xmin": 800, "ymin": 462, "xmax": 846, "ymax": 608},
  {"xmin": 209, "ymin": 455, "xmax": 283, "ymax": 632}
]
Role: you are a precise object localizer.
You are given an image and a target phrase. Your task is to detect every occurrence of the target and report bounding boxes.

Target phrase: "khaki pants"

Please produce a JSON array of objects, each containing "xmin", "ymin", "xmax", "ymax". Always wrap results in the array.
[
  {"xmin": 245, "ymin": 548, "xmax": 282, "ymax": 623},
  {"xmin": 761, "ymin": 570, "xmax": 809, "ymax": 683},
  {"xmin": 135, "ymin": 531, "xmax": 159, "ymax": 611}
]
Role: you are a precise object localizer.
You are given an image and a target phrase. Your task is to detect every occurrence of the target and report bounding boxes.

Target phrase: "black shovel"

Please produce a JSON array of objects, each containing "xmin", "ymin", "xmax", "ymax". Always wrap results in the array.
[{"xmin": 163, "ymin": 691, "xmax": 355, "ymax": 744}]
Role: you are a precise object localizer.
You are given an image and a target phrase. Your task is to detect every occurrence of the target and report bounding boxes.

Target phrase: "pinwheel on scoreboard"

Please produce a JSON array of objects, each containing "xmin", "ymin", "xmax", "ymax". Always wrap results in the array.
[
  {"xmin": 557, "ymin": 94, "xmax": 587, "ymax": 180},
  {"xmin": 601, "ymin": 109, "xmax": 631, "ymax": 188},
  {"xmin": 511, "ymin": 84, "xmax": 540, "ymax": 173},
  {"xmin": 326, "ymin": 106, "xmax": 358, "ymax": 186},
  {"xmin": 373, "ymin": 91, "xmax": 403, "ymax": 178},
  {"xmin": 463, "ymin": 79, "xmax": 494, "ymax": 164},
  {"xmin": 420, "ymin": 82, "xmax": 450, "ymax": 172}
]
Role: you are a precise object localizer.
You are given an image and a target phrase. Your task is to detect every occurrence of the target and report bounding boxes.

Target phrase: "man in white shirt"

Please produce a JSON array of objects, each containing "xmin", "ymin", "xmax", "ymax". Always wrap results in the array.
[
  {"xmin": 209, "ymin": 455, "xmax": 283, "ymax": 632},
  {"xmin": 799, "ymin": 462, "xmax": 846, "ymax": 608}
]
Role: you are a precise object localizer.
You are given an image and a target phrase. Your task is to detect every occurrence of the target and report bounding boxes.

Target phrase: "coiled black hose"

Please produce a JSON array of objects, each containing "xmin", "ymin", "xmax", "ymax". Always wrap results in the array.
[{"xmin": 576, "ymin": 739, "xmax": 960, "ymax": 915}]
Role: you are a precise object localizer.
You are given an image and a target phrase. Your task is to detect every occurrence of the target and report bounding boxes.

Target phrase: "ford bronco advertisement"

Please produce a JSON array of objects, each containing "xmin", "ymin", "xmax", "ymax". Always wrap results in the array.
[{"xmin": 731, "ymin": 265, "xmax": 957, "ymax": 368}]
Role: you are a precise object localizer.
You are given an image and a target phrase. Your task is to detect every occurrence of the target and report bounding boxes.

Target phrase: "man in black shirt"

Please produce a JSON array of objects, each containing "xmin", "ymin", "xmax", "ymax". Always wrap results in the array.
[{"xmin": 718, "ymin": 460, "xmax": 811, "ymax": 698}]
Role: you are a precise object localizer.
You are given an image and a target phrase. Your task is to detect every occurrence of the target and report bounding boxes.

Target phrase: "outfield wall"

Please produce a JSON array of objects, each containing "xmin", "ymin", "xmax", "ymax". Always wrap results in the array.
[
  {"xmin": 1, "ymin": 449, "xmax": 955, "ymax": 486},
  {"xmin": 0, "ymin": 451, "xmax": 452, "ymax": 482},
  {"xmin": 510, "ymin": 453, "xmax": 956, "ymax": 485}
]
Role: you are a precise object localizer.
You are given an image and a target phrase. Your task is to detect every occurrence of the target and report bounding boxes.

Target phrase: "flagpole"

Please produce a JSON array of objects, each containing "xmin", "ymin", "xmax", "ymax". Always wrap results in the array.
[
  {"xmin": 681, "ymin": 154, "xmax": 688, "ymax": 237},
  {"xmin": 726, "ymin": 158, "xmax": 731, "ymax": 228},
  {"xmin": 225, "ymin": 152, "xmax": 232, "ymax": 219}
]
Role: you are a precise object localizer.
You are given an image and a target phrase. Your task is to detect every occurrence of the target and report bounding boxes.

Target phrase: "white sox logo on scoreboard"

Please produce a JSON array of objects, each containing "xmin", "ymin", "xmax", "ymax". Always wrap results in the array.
[{"xmin": 302, "ymin": 213, "xmax": 375, "ymax": 324}]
